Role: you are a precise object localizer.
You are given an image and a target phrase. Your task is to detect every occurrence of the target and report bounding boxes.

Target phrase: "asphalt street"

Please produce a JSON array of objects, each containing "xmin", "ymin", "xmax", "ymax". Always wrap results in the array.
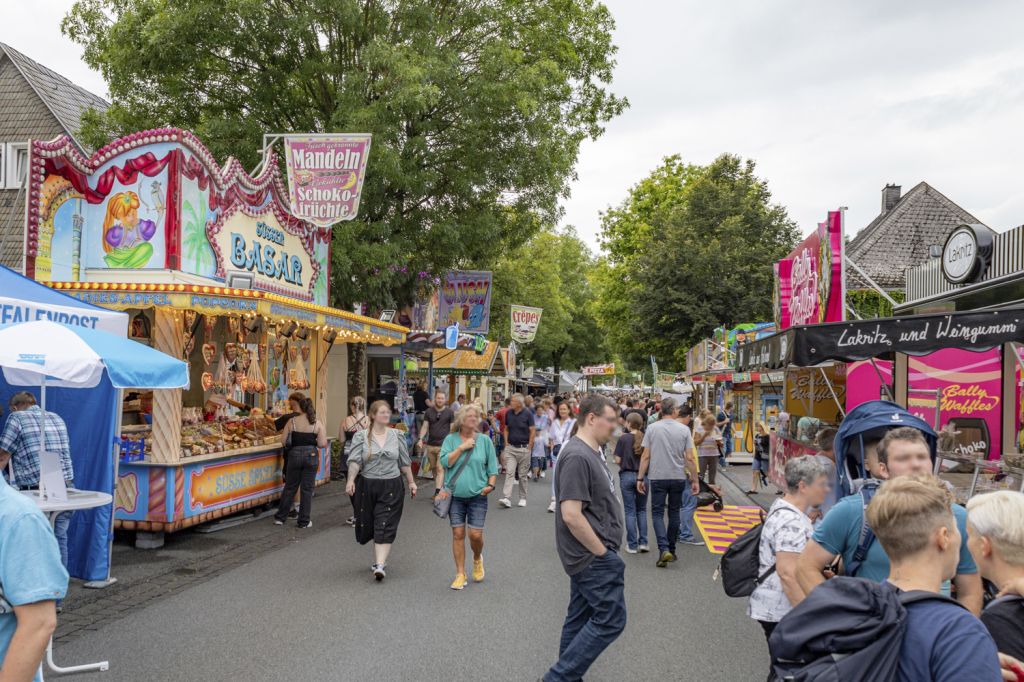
[{"xmin": 56, "ymin": 466, "xmax": 768, "ymax": 682}]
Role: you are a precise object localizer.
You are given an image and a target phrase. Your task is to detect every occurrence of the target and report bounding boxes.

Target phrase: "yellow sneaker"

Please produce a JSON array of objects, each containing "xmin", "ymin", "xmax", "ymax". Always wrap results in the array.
[
  {"xmin": 472, "ymin": 557, "xmax": 485, "ymax": 582},
  {"xmin": 450, "ymin": 574, "xmax": 468, "ymax": 590}
]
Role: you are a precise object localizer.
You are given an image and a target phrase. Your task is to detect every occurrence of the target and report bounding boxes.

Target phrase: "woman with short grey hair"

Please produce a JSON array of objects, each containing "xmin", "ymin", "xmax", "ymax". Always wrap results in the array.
[{"xmin": 748, "ymin": 455, "xmax": 831, "ymax": 677}]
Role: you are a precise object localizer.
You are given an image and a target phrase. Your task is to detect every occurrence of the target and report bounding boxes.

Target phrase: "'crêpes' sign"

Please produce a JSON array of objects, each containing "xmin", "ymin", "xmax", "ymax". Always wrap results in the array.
[
  {"xmin": 284, "ymin": 134, "xmax": 372, "ymax": 227},
  {"xmin": 212, "ymin": 209, "xmax": 315, "ymax": 299}
]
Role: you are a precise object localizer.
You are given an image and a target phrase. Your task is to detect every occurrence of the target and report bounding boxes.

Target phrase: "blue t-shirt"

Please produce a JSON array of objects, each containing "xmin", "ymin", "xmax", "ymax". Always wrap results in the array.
[
  {"xmin": 717, "ymin": 411, "xmax": 732, "ymax": 438},
  {"xmin": 899, "ymin": 592, "xmax": 1002, "ymax": 681},
  {"xmin": 812, "ymin": 490, "xmax": 977, "ymax": 585},
  {"xmin": 0, "ymin": 476, "xmax": 69, "ymax": 682}
]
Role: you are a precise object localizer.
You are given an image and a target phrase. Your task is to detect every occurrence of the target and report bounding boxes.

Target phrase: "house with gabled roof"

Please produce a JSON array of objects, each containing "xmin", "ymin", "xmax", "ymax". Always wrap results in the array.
[
  {"xmin": 846, "ymin": 182, "xmax": 987, "ymax": 292},
  {"xmin": 0, "ymin": 42, "xmax": 108, "ymax": 271}
]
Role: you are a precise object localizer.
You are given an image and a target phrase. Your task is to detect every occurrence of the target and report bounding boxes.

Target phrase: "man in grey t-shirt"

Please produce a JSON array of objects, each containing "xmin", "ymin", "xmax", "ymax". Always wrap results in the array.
[
  {"xmin": 638, "ymin": 399, "xmax": 700, "ymax": 567},
  {"xmin": 546, "ymin": 395, "xmax": 625, "ymax": 682}
]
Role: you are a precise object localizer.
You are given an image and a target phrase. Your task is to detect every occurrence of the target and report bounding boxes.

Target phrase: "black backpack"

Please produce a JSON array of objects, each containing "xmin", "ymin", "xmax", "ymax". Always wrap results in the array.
[
  {"xmin": 768, "ymin": 577, "xmax": 966, "ymax": 681},
  {"xmin": 720, "ymin": 505, "xmax": 798, "ymax": 598}
]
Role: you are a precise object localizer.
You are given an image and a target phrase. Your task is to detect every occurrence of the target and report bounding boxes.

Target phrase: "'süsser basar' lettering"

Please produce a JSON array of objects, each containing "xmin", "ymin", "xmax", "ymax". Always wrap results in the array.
[{"xmin": 230, "ymin": 233, "xmax": 303, "ymax": 287}]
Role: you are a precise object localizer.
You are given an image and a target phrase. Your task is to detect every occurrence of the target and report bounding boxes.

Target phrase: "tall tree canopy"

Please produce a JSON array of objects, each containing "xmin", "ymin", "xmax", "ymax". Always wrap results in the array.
[
  {"xmin": 64, "ymin": 0, "xmax": 626, "ymax": 308},
  {"xmin": 595, "ymin": 154, "xmax": 799, "ymax": 368},
  {"xmin": 490, "ymin": 226, "xmax": 605, "ymax": 377}
]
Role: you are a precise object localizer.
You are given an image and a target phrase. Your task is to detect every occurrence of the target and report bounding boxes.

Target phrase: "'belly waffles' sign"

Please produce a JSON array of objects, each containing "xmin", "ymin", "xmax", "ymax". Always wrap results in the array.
[
  {"xmin": 775, "ymin": 209, "xmax": 845, "ymax": 330},
  {"xmin": 284, "ymin": 134, "xmax": 372, "ymax": 227}
]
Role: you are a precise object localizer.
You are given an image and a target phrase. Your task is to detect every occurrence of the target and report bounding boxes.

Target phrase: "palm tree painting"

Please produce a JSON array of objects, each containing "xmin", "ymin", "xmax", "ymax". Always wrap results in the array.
[{"xmin": 182, "ymin": 194, "xmax": 215, "ymax": 276}]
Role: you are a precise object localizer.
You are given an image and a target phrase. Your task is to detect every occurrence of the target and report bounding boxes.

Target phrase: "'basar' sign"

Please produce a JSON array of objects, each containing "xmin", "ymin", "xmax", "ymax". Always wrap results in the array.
[{"xmin": 284, "ymin": 134, "xmax": 372, "ymax": 227}]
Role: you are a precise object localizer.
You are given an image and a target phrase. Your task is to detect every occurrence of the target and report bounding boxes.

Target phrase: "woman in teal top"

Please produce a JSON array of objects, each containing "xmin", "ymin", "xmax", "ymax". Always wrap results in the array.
[{"xmin": 438, "ymin": 404, "xmax": 499, "ymax": 590}]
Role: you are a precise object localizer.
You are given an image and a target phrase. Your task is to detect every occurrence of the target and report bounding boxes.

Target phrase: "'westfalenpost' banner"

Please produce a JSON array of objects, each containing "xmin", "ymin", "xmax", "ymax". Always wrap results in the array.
[
  {"xmin": 284, "ymin": 134, "xmax": 372, "ymax": 227},
  {"xmin": 511, "ymin": 305, "xmax": 543, "ymax": 343},
  {"xmin": 438, "ymin": 270, "xmax": 493, "ymax": 334}
]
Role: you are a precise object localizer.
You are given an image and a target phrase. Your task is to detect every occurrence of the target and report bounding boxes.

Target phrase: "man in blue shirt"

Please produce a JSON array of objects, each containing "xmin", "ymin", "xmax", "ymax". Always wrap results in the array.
[
  {"xmin": 716, "ymin": 402, "xmax": 733, "ymax": 467},
  {"xmin": 796, "ymin": 427, "xmax": 983, "ymax": 614},
  {"xmin": 865, "ymin": 473, "xmax": 1001, "ymax": 681},
  {"xmin": 0, "ymin": 392, "xmax": 75, "ymax": 574},
  {"xmin": 0, "ymin": 448, "xmax": 69, "ymax": 681}
]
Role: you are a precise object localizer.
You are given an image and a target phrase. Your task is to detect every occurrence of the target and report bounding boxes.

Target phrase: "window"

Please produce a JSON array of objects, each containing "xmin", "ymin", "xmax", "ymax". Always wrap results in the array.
[{"xmin": 5, "ymin": 142, "xmax": 28, "ymax": 189}]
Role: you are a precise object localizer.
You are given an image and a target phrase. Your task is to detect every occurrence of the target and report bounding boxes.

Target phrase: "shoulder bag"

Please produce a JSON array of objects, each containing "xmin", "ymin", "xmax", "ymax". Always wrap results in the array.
[{"xmin": 432, "ymin": 437, "xmax": 476, "ymax": 519}]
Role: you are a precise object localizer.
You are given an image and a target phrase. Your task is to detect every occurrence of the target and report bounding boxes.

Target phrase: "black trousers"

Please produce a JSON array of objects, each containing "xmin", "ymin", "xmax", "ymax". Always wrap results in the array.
[{"xmin": 276, "ymin": 447, "xmax": 318, "ymax": 525}]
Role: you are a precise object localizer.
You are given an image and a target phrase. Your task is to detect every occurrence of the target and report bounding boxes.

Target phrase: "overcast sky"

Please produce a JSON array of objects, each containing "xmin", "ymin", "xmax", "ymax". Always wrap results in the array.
[{"xmin": 7, "ymin": 1, "xmax": 1024, "ymax": 252}]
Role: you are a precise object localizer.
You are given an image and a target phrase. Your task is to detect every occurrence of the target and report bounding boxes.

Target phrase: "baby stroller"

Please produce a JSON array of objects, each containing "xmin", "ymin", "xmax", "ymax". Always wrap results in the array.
[
  {"xmin": 695, "ymin": 478, "xmax": 724, "ymax": 512},
  {"xmin": 833, "ymin": 400, "xmax": 937, "ymax": 497}
]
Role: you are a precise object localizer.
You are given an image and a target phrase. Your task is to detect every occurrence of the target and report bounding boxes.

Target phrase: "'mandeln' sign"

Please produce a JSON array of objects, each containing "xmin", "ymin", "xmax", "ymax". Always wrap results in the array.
[{"xmin": 284, "ymin": 134, "xmax": 373, "ymax": 228}]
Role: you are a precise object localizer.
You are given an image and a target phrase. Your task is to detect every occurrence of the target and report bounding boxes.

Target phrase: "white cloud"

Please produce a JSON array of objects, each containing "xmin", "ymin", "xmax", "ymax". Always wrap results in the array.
[
  {"xmin": 6, "ymin": 1, "xmax": 1023, "ymax": 252},
  {"xmin": 2, "ymin": 1, "xmax": 108, "ymax": 98},
  {"xmin": 562, "ymin": 0, "xmax": 1024, "ymax": 249}
]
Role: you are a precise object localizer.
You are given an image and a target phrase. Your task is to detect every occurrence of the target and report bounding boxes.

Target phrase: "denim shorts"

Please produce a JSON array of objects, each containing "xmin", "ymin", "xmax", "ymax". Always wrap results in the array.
[{"xmin": 449, "ymin": 494, "xmax": 488, "ymax": 529}]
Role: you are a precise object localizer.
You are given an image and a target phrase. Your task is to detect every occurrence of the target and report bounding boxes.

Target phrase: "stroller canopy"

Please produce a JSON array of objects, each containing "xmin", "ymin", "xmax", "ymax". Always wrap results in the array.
[{"xmin": 833, "ymin": 400, "xmax": 937, "ymax": 497}]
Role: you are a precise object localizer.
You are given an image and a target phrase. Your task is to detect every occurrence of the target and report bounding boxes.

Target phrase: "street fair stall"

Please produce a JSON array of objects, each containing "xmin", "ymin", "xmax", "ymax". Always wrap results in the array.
[
  {"xmin": 735, "ymin": 306, "xmax": 1024, "ymax": 501},
  {"xmin": 24, "ymin": 128, "xmax": 407, "ymax": 544},
  {"xmin": 894, "ymin": 222, "xmax": 1024, "ymax": 498},
  {"xmin": 0, "ymin": 265, "xmax": 134, "ymax": 583},
  {"xmin": 0, "ymin": 320, "xmax": 187, "ymax": 675},
  {"xmin": 412, "ymin": 341, "xmax": 505, "ymax": 410}
]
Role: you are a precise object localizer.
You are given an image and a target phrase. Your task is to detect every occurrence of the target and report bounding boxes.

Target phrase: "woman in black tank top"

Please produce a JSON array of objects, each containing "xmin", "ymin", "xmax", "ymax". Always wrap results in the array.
[{"xmin": 274, "ymin": 394, "xmax": 327, "ymax": 528}]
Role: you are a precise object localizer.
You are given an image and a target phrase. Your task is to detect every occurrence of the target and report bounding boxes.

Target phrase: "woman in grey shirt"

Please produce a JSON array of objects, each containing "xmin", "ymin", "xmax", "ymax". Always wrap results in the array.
[{"xmin": 346, "ymin": 400, "xmax": 417, "ymax": 581}]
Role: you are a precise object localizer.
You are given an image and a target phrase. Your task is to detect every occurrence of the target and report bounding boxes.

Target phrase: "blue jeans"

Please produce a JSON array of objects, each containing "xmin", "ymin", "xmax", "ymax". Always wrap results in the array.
[
  {"xmin": 54, "ymin": 510, "xmax": 72, "ymax": 568},
  {"xmin": 678, "ymin": 480, "xmax": 698, "ymax": 542},
  {"xmin": 649, "ymin": 479, "xmax": 684, "ymax": 554},
  {"xmin": 545, "ymin": 551, "xmax": 627, "ymax": 682},
  {"xmin": 449, "ymin": 494, "xmax": 488, "ymax": 529},
  {"xmin": 618, "ymin": 471, "xmax": 647, "ymax": 549},
  {"xmin": 720, "ymin": 433, "xmax": 732, "ymax": 467}
]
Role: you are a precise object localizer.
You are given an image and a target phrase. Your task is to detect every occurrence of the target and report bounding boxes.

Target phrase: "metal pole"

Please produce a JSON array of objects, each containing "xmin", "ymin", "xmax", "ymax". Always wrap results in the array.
[
  {"xmin": 85, "ymin": 388, "xmax": 122, "ymax": 588},
  {"xmin": 844, "ymin": 256, "xmax": 898, "ymax": 307},
  {"xmin": 819, "ymin": 367, "xmax": 846, "ymax": 419}
]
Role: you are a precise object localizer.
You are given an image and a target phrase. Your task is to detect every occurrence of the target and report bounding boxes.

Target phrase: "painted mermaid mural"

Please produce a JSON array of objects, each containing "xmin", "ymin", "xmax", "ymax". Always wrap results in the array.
[{"xmin": 102, "ymin": 189, "xmax": 162, "ymax": 268}]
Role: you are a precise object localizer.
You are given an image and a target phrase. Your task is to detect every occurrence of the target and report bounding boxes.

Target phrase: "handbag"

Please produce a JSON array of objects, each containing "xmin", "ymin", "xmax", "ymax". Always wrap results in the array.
[{"xmin": 432, "ymin": 438, "xmax": 476, "ymax": 519}]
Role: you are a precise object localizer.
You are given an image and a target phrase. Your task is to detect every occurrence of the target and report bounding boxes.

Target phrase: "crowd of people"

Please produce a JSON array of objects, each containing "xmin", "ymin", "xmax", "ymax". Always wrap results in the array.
[{"xmin": 8, "ymin": 378, "xmax": 1024, "ymax": 682}]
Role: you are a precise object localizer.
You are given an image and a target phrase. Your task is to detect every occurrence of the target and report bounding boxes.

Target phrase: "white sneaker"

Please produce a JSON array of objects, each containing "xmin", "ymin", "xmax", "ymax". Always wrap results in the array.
[
  {"xmin": 540, "ymin": 471, "xmax": 546, "ymax": 479},
  {"xmin": 547, "ymin": 500, "xmax": 556, "ymax": 513},
  {"xmin": 638, "ymin": 544, "xmax": 650, "ymax": 553},
  {"xmin": 499, "ymin": 498, "xmax": 512, "ymax": 508},
  {"xmin": 518, "ymin": 499, "xmax": 527, "ymax": 508},
  {"xmin": 625, "ymin": 547, "xmax": 638, "ymax": 554},
  {"xmin": 373, "ymin": 564, "xmax": 386, "ymax": 581}
]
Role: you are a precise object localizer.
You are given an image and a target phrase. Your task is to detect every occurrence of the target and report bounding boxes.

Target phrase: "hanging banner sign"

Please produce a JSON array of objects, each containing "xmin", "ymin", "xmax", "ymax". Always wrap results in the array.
[
  {"xmin": 284, "ymin": 134, "xmax": 372, "ymax": 227},
  {"xmin": 511, "ymin": 305, "xmax": 543, "ymax": 343},
  {"xmin": 775, "ymin": 209, "xmax": 844, "ymax": 330},
  {"xmin": 438, "ymin": 270, "xmax": 492, "ymax": 334},
  {"xmin": 582, "ymin": 364, "xmax": 616, "ymax": 376}
]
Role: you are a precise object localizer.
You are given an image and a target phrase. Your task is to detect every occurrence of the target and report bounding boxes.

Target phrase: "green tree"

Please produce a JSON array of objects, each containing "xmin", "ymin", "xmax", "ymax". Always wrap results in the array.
[
  {"xmin": 490, "ymin": 226, "xmax": 605, "ymax": 378},
  {"xmin": 635, "ymin": 154, "xmax": 799, "ymax": 364},
  {"xmin": 596, "ymin": 154, "xmax": 799, "ymax": 367},
  {"xmin": 64, "ymin": 0, "xmax": 626, "ymax": 308},
  {"xmin": 593, "ymin": 156, "xmax": 696, "ymax": 367}
]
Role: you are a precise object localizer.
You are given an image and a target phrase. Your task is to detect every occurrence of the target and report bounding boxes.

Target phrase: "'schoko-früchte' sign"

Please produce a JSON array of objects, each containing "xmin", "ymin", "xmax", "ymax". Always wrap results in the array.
[
  {"xmin": 284, "ymin": 134, "xmax": 372, "ymax": 227},
  {"xmin": 582, "ymin": 364, "xmax": 616, "ymax": 376}
]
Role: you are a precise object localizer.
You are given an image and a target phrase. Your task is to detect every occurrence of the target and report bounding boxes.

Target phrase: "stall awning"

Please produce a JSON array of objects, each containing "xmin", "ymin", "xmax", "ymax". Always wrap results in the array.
[
  {"xmin": 735, "ymin": 307, "xmax": 1024, "ymax": 372},
  {"xmin": 46, "ymin": 281, "xmax": 407, "ymax": 345},
  {"xmin": 407, "ymin": 341, "xmax": 502, "ymax": 376}
]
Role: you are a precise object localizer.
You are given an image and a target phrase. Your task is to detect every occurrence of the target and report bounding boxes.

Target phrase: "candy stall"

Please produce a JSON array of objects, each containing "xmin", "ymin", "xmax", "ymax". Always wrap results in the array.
[{"xmin": 24, "ymin": 128, "xmax": 406, "ymax": 544}]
